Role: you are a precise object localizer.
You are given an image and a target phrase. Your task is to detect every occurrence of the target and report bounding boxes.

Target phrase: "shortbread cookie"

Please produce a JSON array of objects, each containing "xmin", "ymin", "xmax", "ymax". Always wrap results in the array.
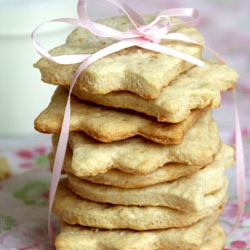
[
  {"xmin": 0, "ymin": 157, "xmax": 11, "ymax": 180},
  {"xmin": 54, "ymin": 111, "xmax": 220, "ymax": 176},
  {"xmin": 76, "ymin": 144, "xmax": 235, "ymax": 188},
  {"xmin": 50, "ymin": 144, "xmax": 234, "ymax": 188},
  {"xmin": 34, "ymin": 15, "xmax": 204, "ymax": 99},
  {"xmin": 55, "ymin": 220, "xmax": 225, "ymax": 250},
  {"xmin": 34, "ymin": 87, "xmax": 207, "ymax": 144},
  {"xmin": 68, "ymin": 174, "xmax": 227, "ymax": 213},
  {"xmin": 67, "ymin": 151, "xmax": 229, "ymax": 212},
  {"xmin": 70, "ymin": 60, "xmax": 238, "ymax": 122},
  {"xmin": 50, "ymin": 148, "xmax": 202, "ymax": 186},
  {"xmin": 53, "ymin": 178, "xmax": 228, "ymax": 230}
]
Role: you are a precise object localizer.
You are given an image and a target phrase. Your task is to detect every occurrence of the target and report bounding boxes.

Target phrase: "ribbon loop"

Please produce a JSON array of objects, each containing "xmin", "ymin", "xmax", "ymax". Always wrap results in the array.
[{"xmin": 32, "ymin": 0, "xmax": 210, "ymax": 67}]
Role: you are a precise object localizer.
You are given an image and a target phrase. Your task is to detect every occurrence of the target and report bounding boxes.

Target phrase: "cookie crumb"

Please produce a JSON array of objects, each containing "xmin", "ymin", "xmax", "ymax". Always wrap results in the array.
[{"xmin": 0, "ymin": 157, "xmax": 11, "ymax": 180}]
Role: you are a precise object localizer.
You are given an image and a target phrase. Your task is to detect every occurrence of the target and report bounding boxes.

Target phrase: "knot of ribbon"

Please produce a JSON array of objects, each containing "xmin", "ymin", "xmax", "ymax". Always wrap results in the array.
[{"xmin": 31, "ymin": 0, "xmax": 245, "ymax": 244}]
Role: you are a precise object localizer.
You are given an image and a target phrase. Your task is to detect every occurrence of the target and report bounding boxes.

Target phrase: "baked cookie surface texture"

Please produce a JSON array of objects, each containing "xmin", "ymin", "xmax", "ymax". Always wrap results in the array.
[{"xmin": 33, "ymin": 3, "xmax": 239, "ymax": 249}]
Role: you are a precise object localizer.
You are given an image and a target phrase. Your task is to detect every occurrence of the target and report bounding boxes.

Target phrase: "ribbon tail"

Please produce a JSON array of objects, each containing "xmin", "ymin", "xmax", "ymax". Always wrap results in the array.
[
  {"xmin": 48, "ymin": 94, "xmax": 71, "ymax": 243},
  {"xmin": 164, "ymin": 33, "xmax": 226, "ymax": 64},
  {"xmin": 227, "ymin": 89, "xmax": 246, "ymax": 237},
  {"xmin": 139, "ymin": 42, "xmax": 204, "ymax": 67},
  {"xmin": 47, "ymin": 38, "xmax": 146, "ymax": 242}
]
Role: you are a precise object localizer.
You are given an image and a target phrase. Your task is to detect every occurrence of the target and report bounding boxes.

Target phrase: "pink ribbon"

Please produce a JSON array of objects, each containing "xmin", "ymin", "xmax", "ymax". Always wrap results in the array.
[
  {"xmin": 31, "ymin": 0, "xmax": 245, "ymax": 244},
  {"xmin": 227, "ymin": 89, "xmax": 246, "ymax": 236}
]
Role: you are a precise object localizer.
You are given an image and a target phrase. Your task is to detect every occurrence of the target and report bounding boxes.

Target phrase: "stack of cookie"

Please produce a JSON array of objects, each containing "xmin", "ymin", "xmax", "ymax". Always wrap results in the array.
[{"xmin": 34, "ymin": 14, "xmax": 238, "ymax": 250}]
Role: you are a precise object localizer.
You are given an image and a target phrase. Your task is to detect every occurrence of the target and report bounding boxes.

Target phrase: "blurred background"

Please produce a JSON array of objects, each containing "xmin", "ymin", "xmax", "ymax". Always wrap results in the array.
[
  {"xmin": 0, "ymin": 0, "xmax": 249, "ymax": 137},
  {"xmin": 0, "ymin": 0, "xmax": 77, "ymax": 137}
]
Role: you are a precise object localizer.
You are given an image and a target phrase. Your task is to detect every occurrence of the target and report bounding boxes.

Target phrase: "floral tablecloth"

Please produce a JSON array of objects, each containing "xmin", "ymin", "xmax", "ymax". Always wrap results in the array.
[{"xmin": 0, "ymin": 0, "xmax": 249, "ymax": 249}]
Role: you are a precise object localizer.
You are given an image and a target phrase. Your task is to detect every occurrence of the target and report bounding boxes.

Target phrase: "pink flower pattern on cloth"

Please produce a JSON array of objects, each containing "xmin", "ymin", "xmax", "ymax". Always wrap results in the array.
[{"xmin": 0, "ymin": 0, "xmax": 250, "ymax": 249}]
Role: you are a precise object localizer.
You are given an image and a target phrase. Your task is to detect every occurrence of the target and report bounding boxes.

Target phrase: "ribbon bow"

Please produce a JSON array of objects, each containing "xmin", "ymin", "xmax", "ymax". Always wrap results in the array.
[
  {"xmin": 32, "ymin": 0, "xmax": 210, "ymax": 67},
  {"xmin": 31, "ymin": 0, "xmax": 244, "ymax": 244}
]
